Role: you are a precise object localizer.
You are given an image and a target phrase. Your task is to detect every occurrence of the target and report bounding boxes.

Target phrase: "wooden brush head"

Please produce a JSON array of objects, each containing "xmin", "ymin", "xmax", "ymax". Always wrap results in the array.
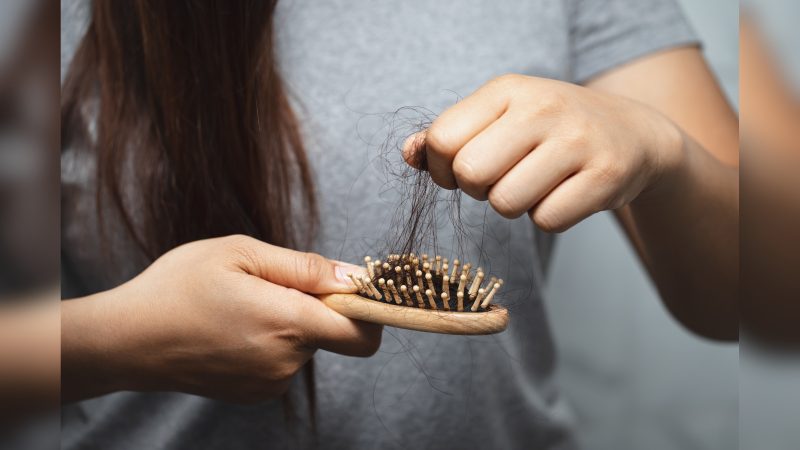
[{"xmin": 319, "ymin": 253, "xmax": 508, "ymax": 335}]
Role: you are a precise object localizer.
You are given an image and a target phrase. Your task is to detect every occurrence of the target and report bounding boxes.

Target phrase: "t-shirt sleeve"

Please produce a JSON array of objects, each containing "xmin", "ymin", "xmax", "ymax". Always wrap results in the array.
[{"xmin": 568, "ymin": 0, "xmax": 700, "ymax": 84}]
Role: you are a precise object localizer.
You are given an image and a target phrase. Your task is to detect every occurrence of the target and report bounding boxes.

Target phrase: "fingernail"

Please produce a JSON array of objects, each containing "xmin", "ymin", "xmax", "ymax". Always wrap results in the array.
[
  {"xmin": 334, "ymin": 265, "xmax": 352, "ymax": 286},
  {"xmin": 335, "ymin": 264, "xmax": 366, "ymax": 288}
]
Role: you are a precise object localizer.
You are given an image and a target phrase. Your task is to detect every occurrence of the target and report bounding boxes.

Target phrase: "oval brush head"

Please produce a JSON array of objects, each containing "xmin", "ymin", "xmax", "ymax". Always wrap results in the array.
[{"xmin": 319, "ymin": 253, "xmax": 508, "ymax": 335}]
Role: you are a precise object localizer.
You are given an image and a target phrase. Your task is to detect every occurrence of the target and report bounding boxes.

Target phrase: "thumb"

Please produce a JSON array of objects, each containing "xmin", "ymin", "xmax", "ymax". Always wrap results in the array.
[
  {"xmin": 225, "ymin": 235, "xmax": 365, "ymax": 294},
  {"xmin": 402, "ymin": 131, "xmax": 427, "ymax": 170}
]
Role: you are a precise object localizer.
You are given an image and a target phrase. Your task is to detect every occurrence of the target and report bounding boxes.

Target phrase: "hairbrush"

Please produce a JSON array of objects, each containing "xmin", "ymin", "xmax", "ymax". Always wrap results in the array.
[{"xmin": 319, "ymin": 253, "xmax": 508, "ymax": 335}]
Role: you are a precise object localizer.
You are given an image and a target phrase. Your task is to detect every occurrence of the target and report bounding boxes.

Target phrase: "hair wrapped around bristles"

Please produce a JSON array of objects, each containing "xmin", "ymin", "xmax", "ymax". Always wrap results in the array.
[{"xmin": 353, "ymin": 253, "xmax": 502, "ymax": 312}]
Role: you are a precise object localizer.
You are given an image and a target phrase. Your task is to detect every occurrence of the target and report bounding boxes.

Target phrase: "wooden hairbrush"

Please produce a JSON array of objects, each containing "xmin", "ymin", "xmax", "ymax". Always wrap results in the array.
[{"xmin": 319, "ymin": 253, "xmax": 508, "ymax": 335}]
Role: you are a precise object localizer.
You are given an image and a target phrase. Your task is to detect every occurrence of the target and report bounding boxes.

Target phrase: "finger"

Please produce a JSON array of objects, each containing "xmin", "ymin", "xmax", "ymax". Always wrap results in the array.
[
  {"xmin": 293, "ymin": 290, "xmax": 383, "ymax": 357},
  {"xmin": 420, "ymin": 85, "xmax": 510, "ymax": 189},
  {"xmin": 223, "ymin": 235, "xmax": 365, "ymax": 294},
  {"xmin": 528, "ymin": 171, "xmax": 614, "ymax": 233},
  {"xmin": 451, "ymin": 111, "xmax": 550, "ymax": 199},
  {"xmin": 241, "ymin": 277, "xmax": 383, "ymax": 358},
  {"xmin": 487, "ymin": 140, "xmax": 584, "ymax": 218}
]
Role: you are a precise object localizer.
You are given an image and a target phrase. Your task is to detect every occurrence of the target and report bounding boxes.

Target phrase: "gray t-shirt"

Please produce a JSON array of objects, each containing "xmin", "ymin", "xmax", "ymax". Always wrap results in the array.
[{"xmin": 60, "ymin": 1, "xmax": 697, "ymax": 449}]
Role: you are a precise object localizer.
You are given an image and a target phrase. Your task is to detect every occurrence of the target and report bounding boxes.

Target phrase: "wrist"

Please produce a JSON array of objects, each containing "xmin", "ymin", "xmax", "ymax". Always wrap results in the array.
[
  {"xmin": 636, "ymin": 114, "xmax": 689, "ymax": 204},
  {"xmin": 62, "ymin": 287, "xmax": 153, "ymax": 400}
]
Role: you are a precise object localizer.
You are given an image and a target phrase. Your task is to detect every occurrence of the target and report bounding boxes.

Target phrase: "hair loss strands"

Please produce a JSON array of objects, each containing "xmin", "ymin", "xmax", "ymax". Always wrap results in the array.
[
  {"xmin": 318, "ymin": 252, "xmax": 508, "ymax": 335},
  {"xmin": 353, "ymin": 253, "xmax": 503, "ymax": 313},
  {"xmin": 374, "ymin": 118, "xmax": 468, "ymax": 262}
]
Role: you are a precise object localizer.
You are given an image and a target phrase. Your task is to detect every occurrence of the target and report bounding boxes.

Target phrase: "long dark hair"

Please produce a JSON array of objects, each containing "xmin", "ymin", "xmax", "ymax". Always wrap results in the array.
[
  {"xmin": 61, "ymin": 0, "xmax": 319, "ymax": 430},
  {"xmin": 62, "ymin": 0, "xmax": 318, "ymax": 259}
]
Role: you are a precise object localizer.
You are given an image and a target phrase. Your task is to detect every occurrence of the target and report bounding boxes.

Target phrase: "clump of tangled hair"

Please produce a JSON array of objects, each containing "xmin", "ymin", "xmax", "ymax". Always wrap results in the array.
[{"xmin": 373, "ymin": 106, "xmax": 468, "ymax": 259}]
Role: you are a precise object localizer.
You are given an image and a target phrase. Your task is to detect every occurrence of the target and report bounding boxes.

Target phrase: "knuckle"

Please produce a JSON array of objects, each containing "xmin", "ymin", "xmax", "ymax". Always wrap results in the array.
[
  {"xmin": 535, "ymin": 90, "xmax": 567, "ymax": 115},
  {"xmin": 276, "ymin": 289, "xmax": 314, "ymax": 343},
  {"xmin": 531, "ymin": 206, "xmax": 567, "ymax": 233},
  {"xmin": 488, "ymin": 187, "xmax": 524, "ymax": 218},
  {"xmin": 491, "ymin": 73, "xmax": 524, "ymax": 89},
  {"xmin": 592, "ymin": 160, "xmax": 626, "ymax": 184},
  {"xmin": 297, "ymin": 252, "xmax": 327, "ymax": 287},
  {"xmin": 564, "ymin": 121, "xmax": 593, "ymax": 148},
  {"xmin": 275, "ymin": 320, "xmax": 308, "ymax": 351},
  {"xmin": 451, "ymin": 158, "xmax": 484, "ymax": 189},
  {"xmin": 425, "ymin": 124, "xmax": 456, "ymax": 154},
  {"xmin": 223, "ymin": 234, "xmax": 263, "ymax": 273}
]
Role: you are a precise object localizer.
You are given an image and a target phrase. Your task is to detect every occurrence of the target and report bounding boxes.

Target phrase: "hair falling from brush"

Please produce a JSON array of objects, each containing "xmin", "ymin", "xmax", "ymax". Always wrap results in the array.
[
  {"xmin": 318, "ymin": 109, "xmax": 511, "ymax": 334},
  {"xmin": 374, "ymin": 108, "xmax": 468, "ymax": 259}
]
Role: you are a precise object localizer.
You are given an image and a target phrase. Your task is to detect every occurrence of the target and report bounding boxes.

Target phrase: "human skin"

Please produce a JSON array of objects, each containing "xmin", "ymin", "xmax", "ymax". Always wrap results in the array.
[
  {"xmin": 61, "ymin": 235, "xmax": 382, "ymax": 403},
  {"xmin": 739, "ymin": 16, "xmax": 800, "ymax": 342},
  {"xmin": 404, "ymin": 47, "xmax": 739, "ymax": 341},
  {"xmin": 10, "ymin": 48, "xmax": 737, "ymax": 416},
  {"xmin": 740, "ymin": 17, "xmax": 800, "ymax": 154}
]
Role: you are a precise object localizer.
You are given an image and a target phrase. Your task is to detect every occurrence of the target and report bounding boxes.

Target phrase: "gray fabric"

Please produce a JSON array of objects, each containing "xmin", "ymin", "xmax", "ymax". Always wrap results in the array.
[{"xmin": 60, "ymin": 0, "xmax": 697, "ymax": 449}]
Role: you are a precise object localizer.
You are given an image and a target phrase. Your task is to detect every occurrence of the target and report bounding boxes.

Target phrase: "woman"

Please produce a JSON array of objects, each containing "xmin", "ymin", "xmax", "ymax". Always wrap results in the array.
[{"xmin": 60, "ymin": 0, "xmax": 737, "ymax": 448}]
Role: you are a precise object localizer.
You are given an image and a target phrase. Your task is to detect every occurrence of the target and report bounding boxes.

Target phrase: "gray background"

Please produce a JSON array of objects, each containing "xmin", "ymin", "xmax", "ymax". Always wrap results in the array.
[{"xmin": 545, "ymin": 1, "xmax": 740, "ymax": 449}]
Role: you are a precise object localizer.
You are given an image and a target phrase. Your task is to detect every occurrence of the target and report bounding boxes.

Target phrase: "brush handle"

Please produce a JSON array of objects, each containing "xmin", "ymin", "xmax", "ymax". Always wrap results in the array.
[{"xmin": 318, "ymin": 293, "xmax": 508, "ymax": 335}]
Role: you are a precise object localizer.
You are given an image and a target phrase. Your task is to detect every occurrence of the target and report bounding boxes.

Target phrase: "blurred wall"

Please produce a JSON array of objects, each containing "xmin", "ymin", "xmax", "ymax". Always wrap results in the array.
[{"xmin": 544, "ymin": 1, "xmax": 739, "ymax": 449}]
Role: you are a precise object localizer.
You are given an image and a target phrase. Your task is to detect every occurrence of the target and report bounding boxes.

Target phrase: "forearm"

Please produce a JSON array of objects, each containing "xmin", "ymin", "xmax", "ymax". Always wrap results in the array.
[
  {"xmin": 0, "ymin": 299, "xmax": 59, "ymax": 421},
  {"xmin": 61, "ymin": 291, "xmax": 142, "ymax": 403},
  {"xmin": 620, "ymin": 134, "xmax": 739, "ymax": 340},
  {"xmin": 740, "ymin": 16, "xmax": 800, "ymax": 153}
]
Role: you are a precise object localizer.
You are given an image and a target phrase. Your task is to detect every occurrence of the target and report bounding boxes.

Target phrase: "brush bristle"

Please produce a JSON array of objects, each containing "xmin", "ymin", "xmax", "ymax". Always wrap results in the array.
[{"xmin": 358, "ymin": 253, "xmax": 502, "ymax": 312}]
